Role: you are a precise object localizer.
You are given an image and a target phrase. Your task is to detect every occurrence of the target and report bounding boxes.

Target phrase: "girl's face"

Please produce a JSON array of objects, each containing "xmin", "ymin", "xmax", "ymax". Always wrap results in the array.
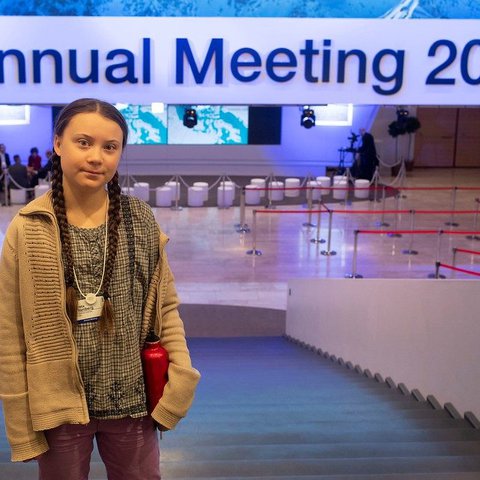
[{"xmin": 54, "ymin": 112, "xmax": 123, "ymax": 194}]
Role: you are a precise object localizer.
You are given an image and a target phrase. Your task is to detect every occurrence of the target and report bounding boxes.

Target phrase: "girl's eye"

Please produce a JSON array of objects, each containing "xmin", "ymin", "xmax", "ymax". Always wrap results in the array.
[
  {"xmin": 78, "ymin": 139, "xmax": 89, "ymax": 147},
  {"xmin": 105, "ymin": 144, "xmax": 117, "ymax": 152}
]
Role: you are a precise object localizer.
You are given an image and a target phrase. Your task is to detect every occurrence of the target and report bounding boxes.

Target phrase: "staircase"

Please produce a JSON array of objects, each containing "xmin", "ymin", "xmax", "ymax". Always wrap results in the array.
[
  {"xmin": 1, "ymin": 336, "xmax": 480, "ymax": 479},
  {"xmin": 161, "ymin": 337, "xmax": 480, "ymax": 479}
]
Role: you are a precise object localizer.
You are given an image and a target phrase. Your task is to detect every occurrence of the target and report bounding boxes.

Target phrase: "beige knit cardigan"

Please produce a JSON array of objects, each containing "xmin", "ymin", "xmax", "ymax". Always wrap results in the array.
[{"xmin": 0, "ymin": 191, "xmax": 200, "ymax": 462}]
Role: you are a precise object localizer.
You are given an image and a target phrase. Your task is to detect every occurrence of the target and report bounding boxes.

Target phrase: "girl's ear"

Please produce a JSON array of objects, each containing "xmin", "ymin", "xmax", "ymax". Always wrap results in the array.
[{"xmin": 53, "ymin": 135, "xmax": 61, "ymax": 156}]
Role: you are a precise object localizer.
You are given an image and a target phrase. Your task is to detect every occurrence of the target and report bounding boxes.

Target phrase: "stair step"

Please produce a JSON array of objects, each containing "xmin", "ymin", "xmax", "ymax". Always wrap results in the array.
[
  {"xmin": 161, "ymin": 440, "xmax": 480, "ymax": 462},
  {"xmin": 163, "ymin": 427, "xmax": 480, "ymax": 447},
  {"xmin": 160, "ymin": 455, "xmax": 480, "ymax": 478},
  {"xmin": 187, "ymin": 407, "xmax": 451, "ymax": 422},
  {"xmin": 191, "ymin": 399, "xmax": 440, "ymax": 413},
  {"xmin": 3, "ymin": 461, "xmax": 480, "ymax": 480},
  {"xmin": 146, "ymin": 474, "xmax": 480, "ymax": 480}
]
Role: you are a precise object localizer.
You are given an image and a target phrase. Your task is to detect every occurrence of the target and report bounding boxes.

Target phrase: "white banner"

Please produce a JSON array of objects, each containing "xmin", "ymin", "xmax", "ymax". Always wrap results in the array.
[{"xmin": 0, "ymin": 17, "xmax": 479, "ymax": 105}]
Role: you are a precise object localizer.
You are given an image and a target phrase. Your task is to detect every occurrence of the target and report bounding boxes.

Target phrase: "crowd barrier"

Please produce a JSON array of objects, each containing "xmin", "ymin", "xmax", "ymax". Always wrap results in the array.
[
  {"xmin": 437, "ymin": 247, "xmax": 480, "ymax": 279},
  {"xmin": 435, "ymin": 262, "xmax": 480, "ymax": 279},
  {"xmin": 243, "ymin": 199, "xmax": 480, "ymax": 278},
  {"xmin": 350, "ymin": 229, "xmax": 480, "ymax": 279},
  {"xmin": 3, "ymin": 167, "xmax": 479, "ymax": 279}
]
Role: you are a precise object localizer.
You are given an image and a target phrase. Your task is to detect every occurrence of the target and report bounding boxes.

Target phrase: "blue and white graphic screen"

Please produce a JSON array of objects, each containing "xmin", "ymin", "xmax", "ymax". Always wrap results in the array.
[{"xmin": 167, "ymin": 106, "xmax": 248, "ymax": 145}]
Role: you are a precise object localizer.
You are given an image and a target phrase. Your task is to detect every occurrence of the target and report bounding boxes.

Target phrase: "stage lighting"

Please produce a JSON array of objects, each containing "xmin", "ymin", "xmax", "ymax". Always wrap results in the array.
[
  {"xmin": 396, "ymin": 107, "xmax": 409, "ymax": 122},
  {"xmin": 300, "ymin": 107, "xmax": 315, "ymax": 129},
  {"xmin": 183, "ymin": 108, "xmax": 197, "ymax": 128}
]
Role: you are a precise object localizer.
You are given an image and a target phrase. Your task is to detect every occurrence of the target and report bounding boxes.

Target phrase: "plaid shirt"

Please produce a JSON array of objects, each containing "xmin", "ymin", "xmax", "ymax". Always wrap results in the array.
[{"xmin": 68, "ymin": 196, "xmax": 159, "ymax": 419}]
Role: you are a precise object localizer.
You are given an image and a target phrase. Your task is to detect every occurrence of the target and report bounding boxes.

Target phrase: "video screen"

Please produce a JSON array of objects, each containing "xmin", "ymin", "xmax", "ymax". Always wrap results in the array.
[
  {"xmin": 167, "ymin": 105, "xmax": 248, "ymax": 145},
  {"xmin": 116, "ymin": 104, "xmax": 168, "ymax": 145}
]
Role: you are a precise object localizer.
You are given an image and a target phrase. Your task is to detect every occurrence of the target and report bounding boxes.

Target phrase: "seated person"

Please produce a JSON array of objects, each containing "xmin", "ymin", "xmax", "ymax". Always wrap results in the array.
[
  {"xmin": 30, "ymin": 150, "xmax": 53, "ymax": 188},
  {"xmin": 38, "ymin": 150, "xmax": 53, "ymax": 180},
  {"xmin": 28, "ymin": 147, "xmax": 42, "ymax": 171},
  {"xmin": 8, "ymin": 154, "xmax": 30, "ymax": 189}
]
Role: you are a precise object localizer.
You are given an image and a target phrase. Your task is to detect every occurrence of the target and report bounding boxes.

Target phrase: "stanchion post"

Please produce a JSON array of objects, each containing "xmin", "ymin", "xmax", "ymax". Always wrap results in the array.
[
  {"xmin": 375, "ymin": 186, "xmax": 390, "ymax": 227},
  {"xmin": 3, "ymin": 169, "xmax": 9, "ymax": 206},
  {"xmin": 445, "ymin": 186, "xmax": 459, "ymax": 227},
  {"xmin": 402, "ymin": 210, "xmax": 418, "ymax": 255},
  {"xmin": 344, "ymin": 178, "xmax": 352, "ymax": 206},
  {"xmin": 302, "ymin": 187, "xmax": 315, "ymax": 227},
  {"xmin": 428, "ymin": 231, "xmax": 446, "ymax": 278},
  {"xmin": 345, "ymin": 230, "xmax": 363, "ymax": 278},
  {"xmin": 373, "ymin": 167, "xmax": 380, "ymax": 203},
  {"xmin": 170, "ymin": 174, "xmax": 183, "ymax": 211},
  {"xmin": 264, "ymin": 172, "xmax": 275, "ymax": 209},
  {"xmin": 387, "ymin": 194, "xmax": 402, "ymax": 238},
  {"xmin": 310, "ymin": 208, "xmax": 325, "ymax": 244},
  {"xmin": 452, "ymin": 247, "xmax": 457, "ymax": 269},
  {"xmin": 235, "ymin": 187, "xmax": 250, "ymax": 233},
  {"xmin": 466, "ymin": 198, "xmax": 480, "ymax": 241},
  {"xmin": 321, "ymin": 209, "xmax": 337, "ymax": 256},
  {"xmin": 246, "ymin": 210, "xmax": 262, "ymax": 256}
]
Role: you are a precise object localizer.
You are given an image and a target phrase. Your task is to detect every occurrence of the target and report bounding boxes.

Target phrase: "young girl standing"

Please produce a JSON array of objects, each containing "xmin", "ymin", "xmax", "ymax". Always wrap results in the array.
[{"xmin": 0, "ymin": 98, "xmax": 200, "ymax": 479}]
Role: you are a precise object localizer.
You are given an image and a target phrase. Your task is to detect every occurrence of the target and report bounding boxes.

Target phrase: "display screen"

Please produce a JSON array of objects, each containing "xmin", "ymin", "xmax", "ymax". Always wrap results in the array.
[
  {"xmin": 167, "ymin": 105, "xmax": 248, "ymax": 145},
  {"xmin": 248, "ymin": 106, "xmax": 282, "ymax": 145},
  {"xmin": 114, "ymin": 104, "xmax": 281, "ymax": 145},
  {"xmin": 116, "ymin": 104, "xmax": 168, "ymax": 145}
]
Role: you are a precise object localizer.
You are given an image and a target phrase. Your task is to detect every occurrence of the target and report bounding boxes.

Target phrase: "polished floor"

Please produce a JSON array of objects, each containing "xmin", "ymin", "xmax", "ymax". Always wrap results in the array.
[
  {"xmin": 1, "ymin": 168, "xmax": 479, "ymax": 311},
  {"xmin": 163, "ymin": 168, "xmax": 480, "ymax": 309}
]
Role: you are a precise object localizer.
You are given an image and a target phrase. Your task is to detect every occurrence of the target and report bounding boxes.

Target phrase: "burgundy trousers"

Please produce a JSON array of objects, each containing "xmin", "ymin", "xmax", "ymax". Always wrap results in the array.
[{"xmin": 37, "ymin": 416, "xmax": 161, "ymax": 480}]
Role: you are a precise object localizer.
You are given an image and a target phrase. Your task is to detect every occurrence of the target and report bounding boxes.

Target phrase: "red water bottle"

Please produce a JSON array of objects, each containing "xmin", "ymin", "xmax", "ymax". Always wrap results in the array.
[{"xmin": 141, "ymin": 330, "xmax": 169, "ymax": 414}]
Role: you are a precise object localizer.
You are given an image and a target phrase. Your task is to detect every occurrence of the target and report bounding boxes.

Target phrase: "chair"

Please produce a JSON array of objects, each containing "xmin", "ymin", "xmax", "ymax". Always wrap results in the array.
[
  {"xmin": 133, "ymin": 182, "xmax": 150, "ymax": 202},
  {"xmin": 285, "ymin": 178, "xmax": 300, "ymax": 197},
  {"xmin": 155, "ymin": 186, "xmax": 173, "ymax": 207},
  {"xmin": 245, "ymin": 184, "xmax": 261, "ymax": 205},
  {"xmin": 188, "ymin": 187, "xmax": 204, "ymax": 207},
  {"xmin": 269, "ymin": 181, "xmax": 284, "ymax": 202},
  {"xmin": 354, "ymin": 179, "xmax": 370, "ymax": 199}
]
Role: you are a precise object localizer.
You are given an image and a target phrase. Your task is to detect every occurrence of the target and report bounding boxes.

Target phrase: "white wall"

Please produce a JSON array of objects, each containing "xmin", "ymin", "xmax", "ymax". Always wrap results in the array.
[
  {"xmin": 0, "ymin": 106, "xmax": 53, "ymax": 166},
  {"xmin": 287, "ymin": 278, "xmax": 480, "ymax": 419},
  {"xmin": 120, "ymin": 105, "xmax": 379, "ymax": 176}
]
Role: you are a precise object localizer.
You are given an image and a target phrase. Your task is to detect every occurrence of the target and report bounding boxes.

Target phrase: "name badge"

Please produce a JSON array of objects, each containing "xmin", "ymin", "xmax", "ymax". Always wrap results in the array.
[{"xmin": 77, "ymin": 296, "xmax": 104, "ymax": 324}]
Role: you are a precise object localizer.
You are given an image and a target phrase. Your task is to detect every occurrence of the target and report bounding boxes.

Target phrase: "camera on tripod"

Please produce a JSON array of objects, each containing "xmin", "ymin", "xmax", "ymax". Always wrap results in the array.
[
  {"xmin": 345, "ymin": 131, "xmax": 359, "ymax": 153},
  {"xmin": 336, "ymin": 131, "xmax": 360, "ymax": 174}
]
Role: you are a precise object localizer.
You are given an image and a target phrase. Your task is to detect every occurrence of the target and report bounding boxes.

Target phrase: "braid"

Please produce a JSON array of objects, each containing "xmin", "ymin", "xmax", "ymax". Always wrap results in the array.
[
  {"xmin": 51, "ymin": 152, "xmax": 78, "ymax": 325},
  {"xmin": 99, "ymin": 171, "xmax": 122, "ymax": 334}
]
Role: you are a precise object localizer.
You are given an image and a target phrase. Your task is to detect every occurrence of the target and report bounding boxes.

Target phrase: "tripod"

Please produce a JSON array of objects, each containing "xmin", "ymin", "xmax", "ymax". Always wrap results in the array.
[
  {"xmin": 336, "ymin": 132, "xmax": 359, "ymax": 176},
  {"xmin": 336, "ymin": 147, "xmax": 356, "ymax": 176}
]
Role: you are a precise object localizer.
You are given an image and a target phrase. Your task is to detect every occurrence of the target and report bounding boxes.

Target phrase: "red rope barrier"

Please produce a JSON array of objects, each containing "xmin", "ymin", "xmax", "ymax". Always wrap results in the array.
[
  {"xmin": 248, "ymin": 184, "xmax": 480, "ymax": 192},
  {"xmin": 396, "ymin": 186, "xmax": 480, "ymax": 191},
  {"xmin": 330, "ymin": 209, "xmax": 410, "ymax": 215},
  {"xmin": 357, "ymin": 230, "xmax": 480, "ymax": 235},
  {"xmin": 415, "ymin": 210, "xmax": 478, "ymax": 215},
  {"xmin": 394, "ymin": 186, "xmax": 455, "ymax": 191},
  {"xmin": 357, "ymin": 229, "xmax": 439, "ymax": 235},
  {"xmin": 438, "ymin": 263, "xmax": 480, "ymax": 277},
  {"xmin": 454, "ymin": 248, "xmax": 480, "ymax": 256},
  {"xmin": 329, "ymin": 209, "xmax": 477, "ymax": 215},
  {"xmin": 254, "ymin": 209, "xmax": 328, "ymax": 214}
]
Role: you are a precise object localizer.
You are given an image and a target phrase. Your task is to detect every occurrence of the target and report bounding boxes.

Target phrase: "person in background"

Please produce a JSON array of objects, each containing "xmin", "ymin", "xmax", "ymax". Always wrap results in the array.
[
  {"xmin": 0, "ymin": 144, "xmax": 11, "ymax": 195},
  {"xmin": 30, "ymin": 150, "xmax": 53, "ymax": 189},
  {"xmin": 28, "ymin": 147, "xmax": 42, "ymax": 172},
  {"xmin": 0, "ymin": 98, "xmax": 200, "ymax": 479},
  {"xmin": 356, "ymin": 128, "xmax": 378, "ymax": 182},
  {"xmin": 38, "ymin": 150, "xmax": 53, "ymax": 180},
  {"xmin": 0, "ymin": 143, "xmax": 10, "ymax": 170},
  {"xmin": 8, "ymin": 154, "xmax": 30, "ymax": 189}
]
